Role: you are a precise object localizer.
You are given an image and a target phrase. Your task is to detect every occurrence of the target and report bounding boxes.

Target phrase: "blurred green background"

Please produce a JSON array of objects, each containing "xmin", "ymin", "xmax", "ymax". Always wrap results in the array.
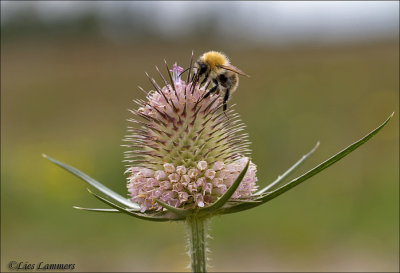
[{"xmin": 1, "ymin": 2, "xmax": 399, "ymax": 272}]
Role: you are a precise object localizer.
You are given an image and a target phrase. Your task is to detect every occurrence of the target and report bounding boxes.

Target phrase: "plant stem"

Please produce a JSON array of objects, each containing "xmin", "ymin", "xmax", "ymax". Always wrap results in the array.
[{"xmin": 187, "ymin": 216, "xmax": 208, "ymax": 272}]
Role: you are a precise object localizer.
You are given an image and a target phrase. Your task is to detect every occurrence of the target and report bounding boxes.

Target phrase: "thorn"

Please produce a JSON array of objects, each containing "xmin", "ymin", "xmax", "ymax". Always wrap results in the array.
[
  {"xmin": 137, "ymin": 86, "xmax": 148, "ymax": 96},
  {"xmin": 202, "ymin": 96, "xmax": 219, "ymax": 115},
  {"xmin": 164, "ymin": 59, "xmax": 177, "ymax": 96},
  {"xmin": 145, "ymin": 72, "xmax": 172, "ymax": 108},
  {"xmin": 187, "ymin": 50, "xmax": 194, "ymax": 84},
  {"xmin": 156, "ymin": 65, "xmax": 179, "ymax": 102}
]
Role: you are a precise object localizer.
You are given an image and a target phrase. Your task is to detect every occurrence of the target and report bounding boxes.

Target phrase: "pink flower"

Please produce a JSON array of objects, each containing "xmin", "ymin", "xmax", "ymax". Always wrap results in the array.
[
  {"xmin": 163, "ymin": 163, "xmax": 175, "ymax": 173},
  {"xmin": 204, "ymin": 169, "xmax": 216, "ymax": 180},
  {"xmin": 197, "ymin": 161, "xmax": 208, "ymax": 171},
  {"xmin": 176, "ymin": 165, "xmax": 187, "ymax": 175},
  {"xmin": 188, "ymin": 168, "xmax": 199, "ymax": 179},
  {"xmin": 168, "ymin": 173, "xmax": 180, "ymax": 183}
]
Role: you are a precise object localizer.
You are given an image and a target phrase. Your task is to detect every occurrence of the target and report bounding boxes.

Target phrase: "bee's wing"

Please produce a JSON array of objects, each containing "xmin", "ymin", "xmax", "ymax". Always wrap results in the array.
[{"xmin": 218, "ymin": 64, "xmax": 250, "ymax": 77}]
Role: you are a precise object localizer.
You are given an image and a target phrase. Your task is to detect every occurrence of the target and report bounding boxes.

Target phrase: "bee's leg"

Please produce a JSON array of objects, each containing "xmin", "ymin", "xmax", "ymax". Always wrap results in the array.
[
  {"xmin": 204, "ymin": 81, "xmax": 211, "ymax": 90},
  {"xmin": 204, "ymin": 85, "xmax": 218, "ymax": 98},
  {"xmin": 191, "ymin": 70, "xmax": 199, "ymax": 83},
  {"xmin": 223, "ymin": 88, "xmax": 230, "ymax": 112},
  {"xmin": 203, "ymin": 79, "xmax": 219, "ymax": 98},
  {"xmin": 200, "ymin": 72, "xmax": 209, "ymax": 86}
]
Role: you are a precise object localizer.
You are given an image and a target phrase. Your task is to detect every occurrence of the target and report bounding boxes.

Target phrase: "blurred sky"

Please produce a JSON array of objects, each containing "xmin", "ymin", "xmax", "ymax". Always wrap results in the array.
[{"xmin": 1, "ymin": 1, "xmax": 398, "ymax": 46}]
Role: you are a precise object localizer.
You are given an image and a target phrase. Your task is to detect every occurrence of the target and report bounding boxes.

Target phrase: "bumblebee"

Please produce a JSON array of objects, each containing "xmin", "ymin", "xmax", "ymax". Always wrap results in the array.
[{"xmin": 193, "ymin": 51, "xmax": 249, "ymax": 111}]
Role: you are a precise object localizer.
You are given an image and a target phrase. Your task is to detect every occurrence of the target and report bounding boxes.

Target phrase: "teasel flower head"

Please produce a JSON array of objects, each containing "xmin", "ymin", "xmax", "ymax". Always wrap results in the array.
[{"xmin": 124, "ymin": 62, "xmax": 258, "ymax": 212}]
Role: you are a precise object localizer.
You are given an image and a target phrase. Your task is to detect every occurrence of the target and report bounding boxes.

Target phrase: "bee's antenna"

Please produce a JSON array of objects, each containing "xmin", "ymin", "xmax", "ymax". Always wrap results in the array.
[{"xmin": 178, "ymin": 66, "xmax": 192, "ymax": 77}]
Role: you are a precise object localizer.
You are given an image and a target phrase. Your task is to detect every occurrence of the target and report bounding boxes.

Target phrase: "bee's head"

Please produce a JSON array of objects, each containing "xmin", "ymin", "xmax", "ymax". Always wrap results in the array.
[{"xmin": 194, "ymin": 60, "xmax": 209, "ymax": 77}]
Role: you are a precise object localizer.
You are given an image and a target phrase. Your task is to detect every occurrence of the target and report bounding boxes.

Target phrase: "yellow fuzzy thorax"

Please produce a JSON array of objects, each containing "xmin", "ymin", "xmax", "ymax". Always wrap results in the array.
[{"xmin": 200, "ymin": 51, "xmax": 229, "ymax": 69}]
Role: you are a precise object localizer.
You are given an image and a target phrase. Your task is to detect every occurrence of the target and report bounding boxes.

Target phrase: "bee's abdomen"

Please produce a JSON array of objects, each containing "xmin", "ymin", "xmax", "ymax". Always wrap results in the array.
[{"xmin": 219, "ymin": 72, "xmax": 239, "ymax": 92}]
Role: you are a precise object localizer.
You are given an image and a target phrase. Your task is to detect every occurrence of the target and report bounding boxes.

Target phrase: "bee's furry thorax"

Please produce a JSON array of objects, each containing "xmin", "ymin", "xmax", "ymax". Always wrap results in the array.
[{"xmin": 200, "ymin": 51, "xmax": 229, "ymax": 69}]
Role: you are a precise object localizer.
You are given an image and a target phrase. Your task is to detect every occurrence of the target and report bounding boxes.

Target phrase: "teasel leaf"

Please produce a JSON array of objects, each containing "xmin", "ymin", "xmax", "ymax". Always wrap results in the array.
[
  {"xmin": 73, "ymin": 206, "xmax": 123, "ymax": 213},
  {"xmin": 155, "ymin": 199, "xmax": 191, "ymax": 217},
  {"xmin": 87, "ymin": 189, "xmax": 183, "ymax": 222},
  {"xmin": 255, "ymin": 141, "xmax": 320, "ymax": 195},
  {"xmin": 42, "ymin": 154, "xmax": 140, "ymax": 210},
  {"xmin": 219, "ymin": 112, "xmax": 394, "ymax": 215}
]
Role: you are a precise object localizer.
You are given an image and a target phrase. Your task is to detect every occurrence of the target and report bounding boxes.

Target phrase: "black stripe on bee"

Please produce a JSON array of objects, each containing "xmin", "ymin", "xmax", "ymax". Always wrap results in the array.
[{"xmin": 217, "ymin": 74, "xmax": 228, "ymax": 83}]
